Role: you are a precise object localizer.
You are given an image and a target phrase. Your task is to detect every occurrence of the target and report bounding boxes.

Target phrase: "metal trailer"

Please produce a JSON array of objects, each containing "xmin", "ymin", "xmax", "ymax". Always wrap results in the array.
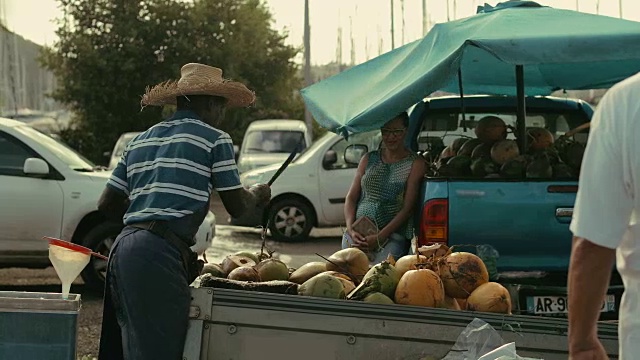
[{"xmin": 182, "ymin": 287, "xmax": 619, "ymax": 360}]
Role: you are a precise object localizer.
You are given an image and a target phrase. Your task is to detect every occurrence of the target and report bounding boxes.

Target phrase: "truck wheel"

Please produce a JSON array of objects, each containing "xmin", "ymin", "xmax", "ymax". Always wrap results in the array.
[
  {"xmin": 79, "ymin": 221, "xmax": 123, "ymax": 292},
  {"xmin": 267, "ymin": 198, "xmax": 315, "ymax": 242}
]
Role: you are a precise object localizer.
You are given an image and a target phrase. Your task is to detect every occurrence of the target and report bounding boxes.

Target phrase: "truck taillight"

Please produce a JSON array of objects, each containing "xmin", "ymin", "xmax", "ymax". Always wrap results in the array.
[{"xmin": 418, "ymin": 199, "xmax": 448, "ymax": 247}]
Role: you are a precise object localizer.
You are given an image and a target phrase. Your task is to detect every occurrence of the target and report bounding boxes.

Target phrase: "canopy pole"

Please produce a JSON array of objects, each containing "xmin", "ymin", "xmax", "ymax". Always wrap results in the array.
[
  {"xmin": 516, "ymin": 65, "xmax": 527, "ymax": 152},
  {"xmin": 458, "ymin": 67, "xmax": 467, "ymax": 132}
]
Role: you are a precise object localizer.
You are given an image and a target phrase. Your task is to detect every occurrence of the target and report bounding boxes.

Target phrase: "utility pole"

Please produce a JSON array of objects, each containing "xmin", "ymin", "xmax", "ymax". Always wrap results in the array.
[
  {"xmin": 619, "ymin": 0, "xmax": 623, "ymax": 18},
  {"xmin": 303, "ymin": 0, "xmax": 312, "ymax": 129},
  {"xmin": 453, "ymin": 0, "xmax": 457, "ymax": 20},
  {"xmin": 422, "ymin": 0, "xmax": 428, "ymax": 36},
  {"xmin": 575, "ymin": 0, "xmax": 579, "ymax": 11},
  {"xmin": 446, "ymin": 0, "xmax": 450, "ymax": 21},
  {"xmin": 390, "ymin": 0, "xmax": 395, "ymax": 49},
  {"xmin": 401, "ymin": 0, "xmax": 405, "ymax": 45}
]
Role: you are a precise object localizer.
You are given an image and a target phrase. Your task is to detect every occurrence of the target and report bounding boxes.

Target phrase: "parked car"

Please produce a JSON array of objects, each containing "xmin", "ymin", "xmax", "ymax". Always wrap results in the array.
[
  {"xmin": 231, "ymin": 129, "xmax": 381, "ymax": 241},
  {"xmin": 105, "ymin": 131, "xmax": 142, "ymax": 170},
  {"xmin": 0, "ymin": 118, "xmax": 215, "ymax": 290},
  {"xmin": 236, "ymin": 119, "xmax": 312, "ymax": 174}
]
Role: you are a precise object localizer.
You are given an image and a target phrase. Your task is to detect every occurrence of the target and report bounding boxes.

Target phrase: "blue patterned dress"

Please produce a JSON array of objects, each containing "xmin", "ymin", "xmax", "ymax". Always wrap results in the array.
[{"xmin": 342, "ymin": 149, "xmax": 419, "ymax": 262}]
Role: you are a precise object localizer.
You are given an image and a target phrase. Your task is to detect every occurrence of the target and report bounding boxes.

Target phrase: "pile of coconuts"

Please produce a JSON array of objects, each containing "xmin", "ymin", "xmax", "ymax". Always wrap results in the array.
[
  {"xmin": 199, "ymin": 246, "xmax": 513, "ymax": 315},
  {"xmin": 431, "ymin": 116, "xmax": 585, "ymax": 180}
]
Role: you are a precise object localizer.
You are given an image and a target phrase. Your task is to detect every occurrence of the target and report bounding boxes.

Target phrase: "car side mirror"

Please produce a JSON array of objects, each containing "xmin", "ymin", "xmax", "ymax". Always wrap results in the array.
[
  {"xmin": 344, "ymin": 144, "xmax": 368, "ymax": 165},
  {"xmin": 322, "ymin": 150, "xmax": 338, "ymax": 169},
  {"xmin": 23, "ymin": 158, "xmax": 50, "ymax": 177}
]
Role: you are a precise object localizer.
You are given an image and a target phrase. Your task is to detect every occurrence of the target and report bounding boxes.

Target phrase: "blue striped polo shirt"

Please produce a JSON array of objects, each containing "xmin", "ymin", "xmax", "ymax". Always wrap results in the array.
[{"xmin": 106, "ymin": 110, "xmax": 242, "ymax": 238}]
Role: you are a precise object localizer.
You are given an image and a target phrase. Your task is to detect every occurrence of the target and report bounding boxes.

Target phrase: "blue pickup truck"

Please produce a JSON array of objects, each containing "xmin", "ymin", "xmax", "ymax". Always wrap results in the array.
[{"xmin": 398, "ymin": 95, "xmax": 622, "ymax": 318}]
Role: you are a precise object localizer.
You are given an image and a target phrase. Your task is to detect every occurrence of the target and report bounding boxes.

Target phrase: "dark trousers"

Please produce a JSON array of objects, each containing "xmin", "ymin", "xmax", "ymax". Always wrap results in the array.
[{"xmin": 98, "ymin": 226, "xmax": 190, "ymax": 360}]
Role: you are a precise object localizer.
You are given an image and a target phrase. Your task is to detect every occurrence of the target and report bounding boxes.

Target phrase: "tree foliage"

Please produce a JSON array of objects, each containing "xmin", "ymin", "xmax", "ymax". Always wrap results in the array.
[{"xmin": 41, "ymin": 0, "xmax": 304, "ymax": 163}]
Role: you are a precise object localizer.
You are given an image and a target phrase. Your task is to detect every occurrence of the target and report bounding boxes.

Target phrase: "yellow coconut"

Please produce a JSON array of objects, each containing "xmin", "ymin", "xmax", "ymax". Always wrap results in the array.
[
  {"xmin": 394, "ymin": 269, "xmax": 444, "ymax": 308},
  {"xmin": 254, "ymin": 258, "xmax": 290, "ymax": 281},
  {"xmin": 227, "ymin": 267, "xmax": 261, "ymax": 282},
  {"xmin": 467, "ymin": 282, "xmax": 512, "ymax": 314},
  {"xmin": 439, "ymin": 295, "xmax": 461, "ymax": 310},
  {"xmin": 325, "ymin": 248, "xmax": 370, "ymax": 283},
  {"xmin": 395, "ymin": 254, "xmax": 428, "ymax": 278}
]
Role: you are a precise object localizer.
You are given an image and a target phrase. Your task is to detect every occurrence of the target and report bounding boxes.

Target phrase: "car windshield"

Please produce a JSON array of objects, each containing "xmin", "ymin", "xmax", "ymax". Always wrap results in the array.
[
  {"xmin": 243, "ymin": 130, "xmax": 306, "ymax": 153},
  {"xmin": 13, "ymin": 125, "xmax": 97, "ymax": 171},
  {"xmin": 114, "ymin": 133, "xmax": 140, "ymax": 157}
]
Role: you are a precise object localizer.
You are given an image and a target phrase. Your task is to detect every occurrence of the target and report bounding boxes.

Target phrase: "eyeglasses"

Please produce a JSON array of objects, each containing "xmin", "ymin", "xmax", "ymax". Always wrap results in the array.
[{"xmin": 380, "ymin": 127, "xmax": 406, "ymax": 137}]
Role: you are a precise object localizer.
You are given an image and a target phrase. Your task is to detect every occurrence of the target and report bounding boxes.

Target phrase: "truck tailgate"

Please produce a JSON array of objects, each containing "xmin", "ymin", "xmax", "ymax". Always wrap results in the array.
[
  {"xmin": 448, "ymin": 180, "xmax": 578, "ymax": 271},
  {"xmin": 183, "ymin": 287, "xmax": 618, "ymax": 360}
]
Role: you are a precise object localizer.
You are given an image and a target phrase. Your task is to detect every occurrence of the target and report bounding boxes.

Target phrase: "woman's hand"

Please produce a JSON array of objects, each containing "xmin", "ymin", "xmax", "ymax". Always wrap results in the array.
[
  {"xmin": 364, "ymin": 234, "xmax": 385, "ymax": 250},
  {"xmin": 348, "ymin": 229, "xmax": 368, "ymax": 251}
]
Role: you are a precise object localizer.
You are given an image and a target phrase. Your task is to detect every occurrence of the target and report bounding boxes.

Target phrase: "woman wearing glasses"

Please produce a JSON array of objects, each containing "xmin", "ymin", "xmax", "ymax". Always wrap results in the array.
[{"xmin": 342, "ymin": 111, "xmax": 426, "ymax": 263}]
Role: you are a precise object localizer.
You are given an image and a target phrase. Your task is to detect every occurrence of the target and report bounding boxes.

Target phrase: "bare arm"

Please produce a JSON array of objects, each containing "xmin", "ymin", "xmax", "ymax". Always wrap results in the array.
[
  {"xmin": 567, "ymin": 237, "xmax": 616, "ymax": 352},
  {"xmin": 344, "ymin": 153, "xmax": 369, "ymax": 232},
  {"xmin": 97, "ymin": 186, "xmax": 130, "ymax": 223},
  {"xmin": 377, "ymin": 158, "xmax": 426, "ymax": 240}
]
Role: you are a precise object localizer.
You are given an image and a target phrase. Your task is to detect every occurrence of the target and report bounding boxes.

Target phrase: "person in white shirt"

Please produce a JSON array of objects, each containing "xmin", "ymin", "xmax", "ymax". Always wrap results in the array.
[{"xmin": 568, "ymin": 71, "xmax": 640, "ymax": 360}]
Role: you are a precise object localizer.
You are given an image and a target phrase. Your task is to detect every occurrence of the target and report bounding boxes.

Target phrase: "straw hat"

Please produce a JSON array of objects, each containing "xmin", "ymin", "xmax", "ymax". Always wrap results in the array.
[{"xmin": 141, "ymin": 63, "xmax": 256, "ymax": 108}]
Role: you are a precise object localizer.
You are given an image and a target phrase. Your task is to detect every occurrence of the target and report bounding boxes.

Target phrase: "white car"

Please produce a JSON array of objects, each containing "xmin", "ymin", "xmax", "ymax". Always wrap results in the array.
[
  {"xmin": 233, "ymin": 129, "xmax": 381, "ymax": 242},
  {"xmin": 105, "ymin": 131, "xmax": 142, "ymax": 170},
  {"xmin": 0, "ymin": 118, "xmax": 215, "ymax": 290},
  {"xmin": 236, "ymin": 119, "xmax": 312, "ymax": 174}
]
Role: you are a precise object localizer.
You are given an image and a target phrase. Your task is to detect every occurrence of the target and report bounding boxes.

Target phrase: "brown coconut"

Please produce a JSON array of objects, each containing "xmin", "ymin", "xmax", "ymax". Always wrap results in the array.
[
  {"xmin": 394, "ymin": 269, "xmax": 444, "ymax": 308},
  {"xmin": 201, "ymin": 263, "xmax": 226, "ymax": 278},
  {"xmin": 288, "ymin": 262, "xmax": 328, "ymax": 284},
  {"xmin": 467, "ymin": 282, "xmax": 512, "ymax": 314},
  {"xmin": 221, "ymin": 255, "xmax": 256, "ymax": 275},
  {"xmin": 439, "ymin": 252, "xmax": 489, "ymax": 299},
  {"xmin": 417, "ymin": 243, "xmax": 450, "ymax": 259},
  {"xmin": 475, "ymin": 116, "xmax": 507, "ymax": 143},
  {"xmin": 490, "ymin": 140, "xmax": 520, "ymax": 165},
  {"xmin": 227, "ymin": 267, "xmax": 261, "ymax": 282},
  {"xmin": 325, "ymin": 248, "xmax": 370, "ymax": 283}
]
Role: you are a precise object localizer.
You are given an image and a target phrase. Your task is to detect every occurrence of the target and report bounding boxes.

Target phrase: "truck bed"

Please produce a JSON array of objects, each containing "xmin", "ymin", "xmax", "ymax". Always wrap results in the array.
[{"xmin": 183, "ymin": 287, "xmax": 619, "ymax": 360}]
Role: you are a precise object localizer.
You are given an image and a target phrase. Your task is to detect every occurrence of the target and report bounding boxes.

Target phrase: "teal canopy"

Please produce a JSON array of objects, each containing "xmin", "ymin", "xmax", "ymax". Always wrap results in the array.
[{"xmin": 300, "ymin": 1, "xmax": 640, "ymax": 137}]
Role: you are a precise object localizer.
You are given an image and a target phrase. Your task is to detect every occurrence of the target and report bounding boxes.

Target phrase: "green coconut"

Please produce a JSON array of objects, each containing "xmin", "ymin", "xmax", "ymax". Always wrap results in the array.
[
  {"xmin": 470, "ymin": 157, "xmax": 498, "ymax": 178},
  {"xmin": 254, "ymin": 258, "xmax": 290, "ymax": 281},
  {"xmin": 446, "ymin": 155, "xmax": 473, "ymax": 176},
  {"xmin": 233, "ymin": 251, "xmax": 260, "ymax": 264},
  {"xmin": 288, "ymin": 261, "xmax": 328, "ymax": 284},
  {"xmin": 298, "ymin": 273, "xmax": 346, "ymax": 299},
  {"xmin": 363, "ymin": 292, "xmax": 395, "ymax": 305},
  {"xmin": 526, "ymin": 158, "xmax": 553, "ymax": 178},
  {"xmin": 347, "ymin": 261, "xmax": 401, "ymax": 300}
]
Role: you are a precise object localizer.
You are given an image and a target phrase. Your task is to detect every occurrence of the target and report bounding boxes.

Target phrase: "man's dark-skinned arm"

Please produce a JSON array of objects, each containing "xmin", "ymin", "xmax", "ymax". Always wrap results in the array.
[
  {"xmin": 567, "ymin": 237, "xmax": 616, "ymax": 358},
  {"xmin": 567, "ymin": 85, "xmax": 632, "ymax": 359},
  {"xmin": 218, "ymin": 184, "xmax": 270, "ymax": 219},
  {"xmin": 97, "ymin": 186, "xmax": 130, "ymax": 223}
]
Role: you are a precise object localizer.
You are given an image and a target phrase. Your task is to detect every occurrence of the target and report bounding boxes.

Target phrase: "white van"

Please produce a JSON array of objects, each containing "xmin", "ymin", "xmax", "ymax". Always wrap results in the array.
[
  {"xmin": 236, "ymin": 119, "xmax": 312, "ymax": 174},
  {"xmin": 231, "ymin": 129, "xmax": 382, "ymax": 242}
]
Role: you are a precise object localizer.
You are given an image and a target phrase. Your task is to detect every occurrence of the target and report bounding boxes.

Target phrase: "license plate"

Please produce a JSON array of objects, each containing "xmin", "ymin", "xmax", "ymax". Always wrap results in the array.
[{"xmin": 526, "ymin": 294, "xmax": 616, "ymax": 315}]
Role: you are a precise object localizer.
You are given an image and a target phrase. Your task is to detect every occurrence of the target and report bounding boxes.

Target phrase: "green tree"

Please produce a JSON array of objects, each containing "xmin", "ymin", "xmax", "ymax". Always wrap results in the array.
[{"xmin": 41, "ymin": 0, "xmax": 304, "ymax": 163}]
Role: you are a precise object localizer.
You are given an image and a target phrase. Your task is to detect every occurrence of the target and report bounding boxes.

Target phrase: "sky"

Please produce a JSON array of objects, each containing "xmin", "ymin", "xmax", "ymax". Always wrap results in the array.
[{"xmin": 3, "ymin": 0, "xmax": 640, "ymax": 65}]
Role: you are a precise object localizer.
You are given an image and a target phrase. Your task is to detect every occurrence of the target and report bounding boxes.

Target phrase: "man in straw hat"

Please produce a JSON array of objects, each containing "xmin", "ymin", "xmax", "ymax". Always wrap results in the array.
[{"xmin": 96, "ymin": 63, "xmax": 271, "ymax": 359}]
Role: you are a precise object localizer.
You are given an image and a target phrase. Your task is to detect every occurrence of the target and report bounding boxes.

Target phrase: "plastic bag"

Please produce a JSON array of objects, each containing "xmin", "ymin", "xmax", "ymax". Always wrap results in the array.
[{"xmin": 441, "ymin": 318, "xmax": 542, "ymax": 360}]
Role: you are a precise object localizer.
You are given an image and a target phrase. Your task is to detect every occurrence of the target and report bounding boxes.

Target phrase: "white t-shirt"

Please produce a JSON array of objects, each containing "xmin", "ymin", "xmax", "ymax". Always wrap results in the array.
[{"xmin": 570, "ymin": 71, "xmax": 640, "ymax": 359}]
